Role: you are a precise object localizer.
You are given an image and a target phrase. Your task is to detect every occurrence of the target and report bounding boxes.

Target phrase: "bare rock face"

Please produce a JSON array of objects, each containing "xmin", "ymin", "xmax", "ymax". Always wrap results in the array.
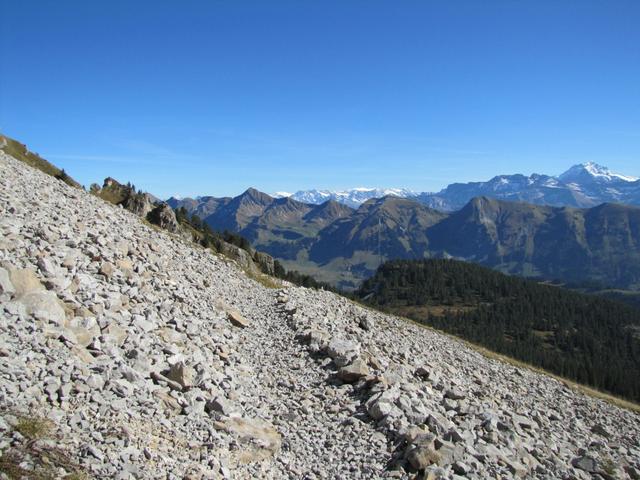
[
  {"xmin": 123, "ymin": 192, "xmax": 155, "ymax": 218},
  {"xmin": 253, "ymin": 251, "xmax": 276, "ymax": 275},
  {"xmin": 216, "ymin": 241, "xmax": 258, "ymax": 273},
  {"xmin": 146, "ymin": 203, "xmax": 179, "ymax": 233},
  {"xmin": 1, "ymin": 151, "xmax": 640, "ymax": 480}
]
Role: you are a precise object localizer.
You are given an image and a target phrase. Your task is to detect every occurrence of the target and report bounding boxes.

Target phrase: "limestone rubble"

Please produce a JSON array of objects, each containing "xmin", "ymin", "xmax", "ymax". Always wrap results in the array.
[{"xmin": 1, "ymin": 151, "xmax": 639, "ymax": 479}]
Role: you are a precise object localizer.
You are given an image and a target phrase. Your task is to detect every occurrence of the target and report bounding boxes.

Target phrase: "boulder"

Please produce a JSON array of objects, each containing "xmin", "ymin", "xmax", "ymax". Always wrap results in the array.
[
  {"xmin": 253, "ymin": 251, "xmax": 275, "ymax": 276},
  {"xmin": 227, "ymin": 309, "xmax": 249, "ymax": 328},
  {"xmin": 103, "ymin": 322, "xmax": 128, "ymax": 347},
  {"xmin": 9, "ymin": 268, "xmax": 44, "ymax": 297},
  {"xmin": 591, "ymin": 423, "xmax": 610, "ymax": 438},
  {"xmin": 100, "ymin": 262, "xmax": 115, "ymax": 278},
  {"xmin": 147, "ymin": 203, "xmax": 179, "ymax": 233},
  {"xmin": 406, "ymin": 445, "xmax": 441, "ymax": 471},
  {"xmin": 366, "ymin": 389, "xmax": 402, "ymax": 420},
  {"xmin": 217, "ymin": 242, "xmax": 259, "ymax": 274},
  {"xmin": 337, "ymin": 359, "xmax": 370, "ymax": 382},
  {"xmin": 572, "ymin": 455, "xmax": 598, "ymax": 473},
  {"xmin": 326, "ymin": 337, "xmax": 360, "ymax": 367},
  {"xmin": 444, "ymin": 388, "xmax": 465, "ymax": 400},
  {"xmin": 166, "ymin": 362, "xmax": 196, "ymax": 389},
  {"xmin": 124, "ymin": 192, "xmax": 155, "ymax": 218},
  {"xmin": 359, "ymin": 315, "xmax": 374, "ymax": 331},
  {"xmin": 19, "ymin": 290, "xmax": 66, "ymax": 325},
  {"xmin": 0, "ymin": 267, "xmax": 15, "ymax": 296},
  {"xmin": 300, "ymin": 328, "xmax": 329, "ymax": 353},
  {"xmin": 206, "ymin": 397, "xmax": 239, "ymax": 417}
]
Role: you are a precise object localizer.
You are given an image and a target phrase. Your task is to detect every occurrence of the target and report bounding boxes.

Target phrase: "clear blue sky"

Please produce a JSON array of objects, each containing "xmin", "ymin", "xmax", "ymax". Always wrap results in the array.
[{"xmin": 1, "ymin": 1, "xmax": 639, "ymax": 198}]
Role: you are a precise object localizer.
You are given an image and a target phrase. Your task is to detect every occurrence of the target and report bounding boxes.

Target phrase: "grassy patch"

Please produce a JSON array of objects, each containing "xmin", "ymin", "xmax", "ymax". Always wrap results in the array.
[
  {"xmin": 245, "ymin": 269, "xmax": 282, "ymax": 289},
  {"xmin": 14, "ymin": 415, "xmax": 53, "ymax": 441},
  {"xmin": 0, "ymin": 411, "xmax": 89, "ymax": 479},
  {"xmin": 0, "ymin": 134, "xmax": 81, "ymax": 188}
]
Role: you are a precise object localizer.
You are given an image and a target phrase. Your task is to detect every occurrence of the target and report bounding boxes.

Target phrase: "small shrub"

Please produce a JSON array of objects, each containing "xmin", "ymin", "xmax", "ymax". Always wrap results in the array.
[{"xmin": 15, "ymin": 415, "xmax": 53, "ymax": 441}]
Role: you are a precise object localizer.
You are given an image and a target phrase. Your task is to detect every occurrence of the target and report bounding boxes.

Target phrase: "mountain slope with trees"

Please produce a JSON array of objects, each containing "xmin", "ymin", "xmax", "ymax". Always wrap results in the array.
[
  {"xmin": 173, "ymin": 189, "xmax": 640, "ymax": 291},
  {"xmin": 357, "ymin": 259, "xmax": 640, "ymax": 402}
]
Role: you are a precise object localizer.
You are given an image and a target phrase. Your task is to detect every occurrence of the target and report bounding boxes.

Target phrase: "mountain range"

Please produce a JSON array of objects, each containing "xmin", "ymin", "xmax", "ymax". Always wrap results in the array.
[
  {"xmin": 274, "ymin": 162, "xmax": 640, "ymax": 211},
  {"xmin": 168, "ymin": 188, "xmax": 640, "ymax": 291},
  {"xmin": 277, "ymin": 188, "xmax": 416, "ymax": 208}
]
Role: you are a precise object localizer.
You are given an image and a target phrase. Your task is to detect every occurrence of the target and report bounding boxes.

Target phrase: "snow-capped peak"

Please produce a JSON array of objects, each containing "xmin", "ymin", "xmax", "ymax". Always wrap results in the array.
[
  {"xmin": 289, "ymin": 187, "xmax": 415, "ymax": 208},
  {"xmin": 559, "ymin": 162, "xmax": 638, "ymax": 183},
  {"xmin": 271, "ymin": 191, "xmax": 293, "ymax": 198}
]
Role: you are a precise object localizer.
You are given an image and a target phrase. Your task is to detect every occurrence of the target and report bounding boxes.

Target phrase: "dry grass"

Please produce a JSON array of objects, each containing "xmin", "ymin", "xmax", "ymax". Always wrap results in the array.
[
  {"xmin": 0, "ymin": 411, "xmax": 89, "ymax": 479},
  {"xmin": 245, "ymin": 269, "xmax": 283, "ymax": 289},
  {"xmin": 0, "ymin": 134, "xmax": 81, "ymax": 188},
  {"xmin": 14, "ymin": 415, "xmax": 54, "ymax": 441}
]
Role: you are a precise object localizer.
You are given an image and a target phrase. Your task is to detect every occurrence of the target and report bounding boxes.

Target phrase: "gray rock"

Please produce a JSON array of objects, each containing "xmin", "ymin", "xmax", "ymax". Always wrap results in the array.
[
  {"xmin": 406, "ymin": 444, "xmax": 440, "ymax": 470},
  {"xmin": 326, "ymin": 338, "xmax": 360, "ymax": 367},
  {"xmin": 227, "ymin": 309, "xmax": 249, "ymax": 328},
  {"xmin": 591, "ymin": 423, "xmax": 610, "ymax": 437},
  {"xmin": 206, "ymin": 397, "xmax": 239, "ymax": 417},
  {"xmin": 572, "ymin": 455, "xmax": 598, "ymax": 473},
  {"xmin": 166, "ymin": 362, "xmax": 196, "ymax": 389},
  {"xmin": 444, "ymin": 388, "xmax": 465, "ymax": 400},
  {"xmin": 0, "ymin": 267, "xmax": 15, "ymax": 296},
  {"xmin": 337, "ymin": 359, "xmax": 370, "ymax": 383},
  {"xmin": 19, "ymin": 290, "xmax": 66, "ymax": 325},
  {"xmin": 1, "ymin": 150, "xmax": 640, "ymax": 480},
  {"xmin": 9, "ymin": 268, "xmax": 44, "ymax": 296},
  {"xmin": 147, "ymin": 203, "xmax": 179, "ymax": 233}
]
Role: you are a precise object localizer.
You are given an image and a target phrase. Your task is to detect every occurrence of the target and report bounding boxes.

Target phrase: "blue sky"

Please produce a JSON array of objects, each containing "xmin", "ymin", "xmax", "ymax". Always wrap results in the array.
[{"xmin": 1, "ymin": 1, "xmax": 639, "ymax": 198}]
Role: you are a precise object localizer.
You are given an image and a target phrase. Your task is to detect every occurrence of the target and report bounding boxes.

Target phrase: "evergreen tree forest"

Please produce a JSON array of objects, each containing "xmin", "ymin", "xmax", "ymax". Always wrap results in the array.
[{"xmin": 357, "ymin": 259, "xmax": 640, "ymax": 402}]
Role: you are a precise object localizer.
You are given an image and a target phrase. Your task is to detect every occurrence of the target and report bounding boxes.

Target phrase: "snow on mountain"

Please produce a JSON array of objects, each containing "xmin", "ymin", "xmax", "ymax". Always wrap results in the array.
[
  {"xmin": 272, "ymin": 191, "xmax": 293, "ymax": 198},
  {"xmin": 288, "ymin": 164, "xmax": 639, "ymax": 211},
  {"xmin": 289, "ymin": 187, "xmax": 415, "ymax": 208},
  {"xmin": 179, "ymin": 163, "xmax": 638, "ymax": 213},
  {"xmin": 559, "ymin": 162, "xmax": 639, "ymax": 184}
]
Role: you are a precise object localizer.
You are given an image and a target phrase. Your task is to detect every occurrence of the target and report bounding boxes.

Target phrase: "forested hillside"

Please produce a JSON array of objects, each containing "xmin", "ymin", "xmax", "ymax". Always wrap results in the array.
[{"xmin": 357, "ymin": 259, "xmax": 640, "ymax": 402}]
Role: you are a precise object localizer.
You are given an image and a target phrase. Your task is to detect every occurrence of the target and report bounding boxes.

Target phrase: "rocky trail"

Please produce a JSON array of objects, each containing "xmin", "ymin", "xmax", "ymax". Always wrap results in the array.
[{"xmin": 1, "ymin": 150, "xmax": 639, "ymax": 479}]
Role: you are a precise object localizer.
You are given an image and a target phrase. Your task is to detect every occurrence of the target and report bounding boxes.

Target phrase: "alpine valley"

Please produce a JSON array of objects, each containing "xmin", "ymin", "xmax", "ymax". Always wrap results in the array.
[{"xmin": 168, "ymin": 163, "xmax": 640, "ymax": 290}]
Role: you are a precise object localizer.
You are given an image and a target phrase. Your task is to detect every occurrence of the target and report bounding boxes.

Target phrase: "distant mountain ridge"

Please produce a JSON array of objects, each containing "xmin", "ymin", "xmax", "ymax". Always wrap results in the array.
[
  {"xmin": 169, "ymin": 188, "xmax": 640, "ymax": 291},
  {"xmin": 274, "ymin": 187, "xmax": 416, "ymax": 208},
  {"xmin": 271, "ymin": 162, "xmax": 640, "ymax": 211}
]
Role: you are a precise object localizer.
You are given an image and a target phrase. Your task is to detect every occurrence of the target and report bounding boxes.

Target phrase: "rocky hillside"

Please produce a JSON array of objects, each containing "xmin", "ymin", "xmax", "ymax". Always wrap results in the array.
[
  {"xmin": 0, "ymin": 133, "xmax": 81, "ymax": 189},
  {"xmin": 1, "ymin": 151, "xmax": 640, "ymax": 479}
]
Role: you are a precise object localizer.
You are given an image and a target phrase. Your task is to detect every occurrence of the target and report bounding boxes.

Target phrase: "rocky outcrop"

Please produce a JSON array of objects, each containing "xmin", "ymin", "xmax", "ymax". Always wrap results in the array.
[
  {"xmin": 216, "ymin": 240, "xmax": 259, "ymax": 274},
  {"xmin": 124, "ymin": 192, "xmax": 155, "ymax": 218},
  {"xmin": 1, "ymin": 150, "xmax": 639, "ymax": 479},
  {"xmin": 253, "ymin": 251, "xmax": 276, "ymax": 276},
  {"xmin": 147, "ymin": 203, "xmax": 179, "ymax": 232}
]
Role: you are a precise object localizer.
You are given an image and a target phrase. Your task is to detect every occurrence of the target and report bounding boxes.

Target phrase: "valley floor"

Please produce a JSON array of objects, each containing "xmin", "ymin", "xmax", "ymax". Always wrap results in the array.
[{"xmin": 1, "ymin": 151, "xmax": 639, "ymax": 479}]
